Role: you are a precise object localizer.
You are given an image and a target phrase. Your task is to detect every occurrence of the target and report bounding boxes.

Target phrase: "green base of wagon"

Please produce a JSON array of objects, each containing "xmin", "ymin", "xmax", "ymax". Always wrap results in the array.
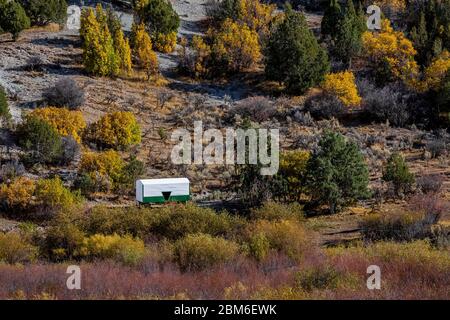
[{"xmin": 140, "ymin": 195, "xmax": 190, "ymax": 204}]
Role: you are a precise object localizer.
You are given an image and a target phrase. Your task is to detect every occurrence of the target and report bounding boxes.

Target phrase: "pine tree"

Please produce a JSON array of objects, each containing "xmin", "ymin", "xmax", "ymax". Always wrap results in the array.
[
  {"xmin": 321, "ymin": 0, "xmax": 341, "ymax": 40},
  {"xmin": 0, "ymin": 0, "xmax": 30, "ymax": 41},
  {"xmin": 265, "ymin": 6, "xmax": 330, "ymax": 94},
  {"xmin": 410, "ymin": 11, "xmax": 429, "ymax": 66},
  {"xmin": 333, "ymin": 0, "xmax": 366, "ymax": 67},
  {"xmin": 383, "ymin": 152, "xmax": 414, "ymax": 196},
  {"xmin": 306, "ymin": 131, "xmax": 370, "ymax": 214}
]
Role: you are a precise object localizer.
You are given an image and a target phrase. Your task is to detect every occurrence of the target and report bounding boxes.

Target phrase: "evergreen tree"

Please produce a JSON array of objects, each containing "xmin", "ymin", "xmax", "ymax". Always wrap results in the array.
[
  {"xmin": 321, "ymin": 0, "xmax": 341, "ymax": 40},
  {"xmin": 410, "ymin": 11, "xmax": 429, "ymax": 66},
  {"xmin": 265, "ymin": 6, "xmax": 330, "ymax": 94},
  {"xmin": 19, "ymin": 0, "xmax": 67, "ymax": 26},
  {"xmin": 333, "ymin": 0, "xmax": 365, "ymax": 67},
  {"xmin": 382, "ymin": 152, "xmax": 415, "ymax": 196},
  {"xmin": 0, "ymin": 0, "xmax": 30, "ymax": 41},
  {"xmin": 134, "ymin": 0, "xmax": 180, "ymax": 36},
  {"xmin": 306, "ymin": 131, "xmax": 370, "ymax": 214}
]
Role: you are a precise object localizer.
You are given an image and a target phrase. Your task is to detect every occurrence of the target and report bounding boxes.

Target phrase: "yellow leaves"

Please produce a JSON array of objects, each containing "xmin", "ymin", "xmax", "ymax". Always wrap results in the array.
[
  {"xmin": 79, "ymin": 150, "xmax": 125, "ymax": 185},
  {"xmin": 86, "ymin": 111, "xmax": 141, "ymax": 149},
  {"xmin": 30, "ymin": 107, "xmax": 86, "ymax": 143},
  {"xmin": 362, "ymin": 19, "xmax": 419, "ymax": 85},
  {"xmin": 78, "ymin": 234, "xmax": 146, "ymax": 266},
  {"xmin": 236, "ymin": 0, "xmax": 275, "ymax": 36},
  {"xmin": 209, "ymin": 18, "xmax": 261, "ymax": 72},
  {"xmin": 416, "ymin": 50, "xmax": 450, "ymax": 92},
  {"xmin": 34, "ymin": 177, "xmax": 81, "ymax": 210},
  {"xmin": 191, "ymin": 35, "xmax": 211, "ymax": 78},
  {"xmin": 0, "ymin": 177, "xmax": 35, "ymax": 210},
  {"xmin": 153, "ymin": 31, "xmax": 177, "ymax": 53},
  {"xmin": 132, "ymin": 23, "xmax": 159, "ymax": 79},
  {"xmin": 321, "ymin": 71, "xmax": 362, "ymax": 107}
]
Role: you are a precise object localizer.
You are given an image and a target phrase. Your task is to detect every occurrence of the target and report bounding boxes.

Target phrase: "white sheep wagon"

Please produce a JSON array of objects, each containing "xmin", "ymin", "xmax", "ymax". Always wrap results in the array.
[{"xmin": 136, "ymin": 178, "xmax": 190, "ymax": 204}]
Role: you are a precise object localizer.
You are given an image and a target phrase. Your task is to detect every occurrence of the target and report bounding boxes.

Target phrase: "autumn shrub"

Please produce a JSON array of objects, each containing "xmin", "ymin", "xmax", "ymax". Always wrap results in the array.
[
  {"xmin": 84, "ymin": 111, "xmax": 141, "ymax": 150},
  {"xmin": 0, "ymin": 232, "xmax": 38, "ymax": 264},
  {"xmin": 78, "ymin": 150, "xmax": 125, "ymax": 192},
  {"xmin": 177, "ymin": 35, "xmax": 211, "ymax": 78},
  {"xmin": 0, "ymin": 177, "xmax": 35, "ymax": 213},
  {"xmin": 248, "ymin": 219, "xmax": 308, "ymax": 261},
  {"xmin": 34, "ymin": 177, "xmax": 82, "ymax": 214},
  {"xmin": 304, "ymin": 92, "xmax": 345, "ymax": 120},
  {"xmin": 79, "ymin": 233, "xmax": 146, "ymax": 266},
  {"xmin": 321, "ymin": 71, "xmax": 362, "ymax": 107},
  {"xmin": 43, "ymin": 78, "xmax": 85, "ymax": 110},
  {"xmin": 153, "ymin": 31, "xmax": 177, "ymax": 53},
  {"xmin": 174, "ymin": 233, "xmax": 240, "ymax": 271},
  {"xmin": 43, "ymin": 221, "xmax": 85, "ymax": 261},
  {"xmin": 276, "ymin": 150, "xmax": 311, "ymax": 202},
  {"xmin": 17, "ymin": 115, "xmax": 64, "ymax": 164},
  {"xmin": 82, "ymin": 206, "xmax": 154, "ymax": 238},
  {"xmin": 250, "ymin": 201, "xmax": 304, "ymax": 222},
  {"xmin": 416, "ymin": 51, "xmax": 450, "ymax": 93},
  {"xmin": 382, "ymin": 152, "xmax": 415, "ymax": 196},
  {"xmin": 29, "ymin": 107, "xmax": 86, "ymax": 143},
  {"xmin": 149, "ymin": 203, "xmax": 244, "ymax": 240}
]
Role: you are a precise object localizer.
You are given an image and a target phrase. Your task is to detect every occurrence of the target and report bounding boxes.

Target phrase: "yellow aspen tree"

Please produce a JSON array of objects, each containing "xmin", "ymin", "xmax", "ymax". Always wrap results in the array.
[
  {"xmin": 321, "ymin": 71, "xmax": 362, "ymax": 107},
  {"xmin": 419, "ymin": 50, "xmax": 450, "ymax": 92},
  {"xmin": 132, "ymin": 23, "xmax": 159, "ymax": 80},
  {"xmin": 362, "ymin": 19, "xmax": 419, "ymax": 86},
  {"xmin": 114, "ymin": 29, "xmax": 133, "ymax": 75}
]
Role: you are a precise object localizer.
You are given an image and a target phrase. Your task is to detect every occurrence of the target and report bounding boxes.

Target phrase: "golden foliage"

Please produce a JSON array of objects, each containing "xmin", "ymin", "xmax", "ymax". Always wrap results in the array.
[
  {"xmin": 0, "ymin": 177, "xmax": 35, "ymax": 211},
  {"xmin": 209, "ymin": 18, "xmax": 261, "ymax": 73},
  {"xmin": 80, "ymin": 6, "xmax": 119, "ymax": 76},
  {"xmin": 113, "ymin": 29, "xmax": 133, "ymax": 75},
  {"xmin": 79, "ymin": 150, "xmax": 125, "ymax": 185},
  {"xmin": 362, "ymin": 19, "xmax": 419, "ymax": 85},
  {"xmin": 86, "ymin": 111, "xmax": 141, "ymax": 149},
  {"xmin": 30, "ymin": 107, "xmax": 86, "ymax": 143},
  {"xmin": 236, "ymin": 0, "xmax": 275, "ymax": 36},
  {"xmin": 153, "ymin": 31, "xmax": 177, "ymax": 53},
  {"xmin": 132, "ymin": 23, "xmax": 159, "ymax": 79},
  {"xmin": 190, "ymin": 35, "xmax": 212, "ymax": 78},
  {"xmin": 34, "ymin": 177, "xmax": 81, "ymax": 211},
  {"xmin": 321, "ymin": 71, "xmax": 362, "ymax": 107},
  {"xmin": 416, "ymin": 50, "xmax": 450, "ymax": 92},
  {"xmin": 279, "ymin": 150, "xmax": 311, "ymax": 201},
  {"xmin": 78, "ymin": 233, "xmax": 146, "ymax": 266}
]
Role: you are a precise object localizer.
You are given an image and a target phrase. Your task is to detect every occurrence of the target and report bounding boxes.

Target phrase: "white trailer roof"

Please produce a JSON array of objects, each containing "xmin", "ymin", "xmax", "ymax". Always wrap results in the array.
[{"xmin": 138, "ymin": 178, "xmax": 190, "ymax": 185}]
